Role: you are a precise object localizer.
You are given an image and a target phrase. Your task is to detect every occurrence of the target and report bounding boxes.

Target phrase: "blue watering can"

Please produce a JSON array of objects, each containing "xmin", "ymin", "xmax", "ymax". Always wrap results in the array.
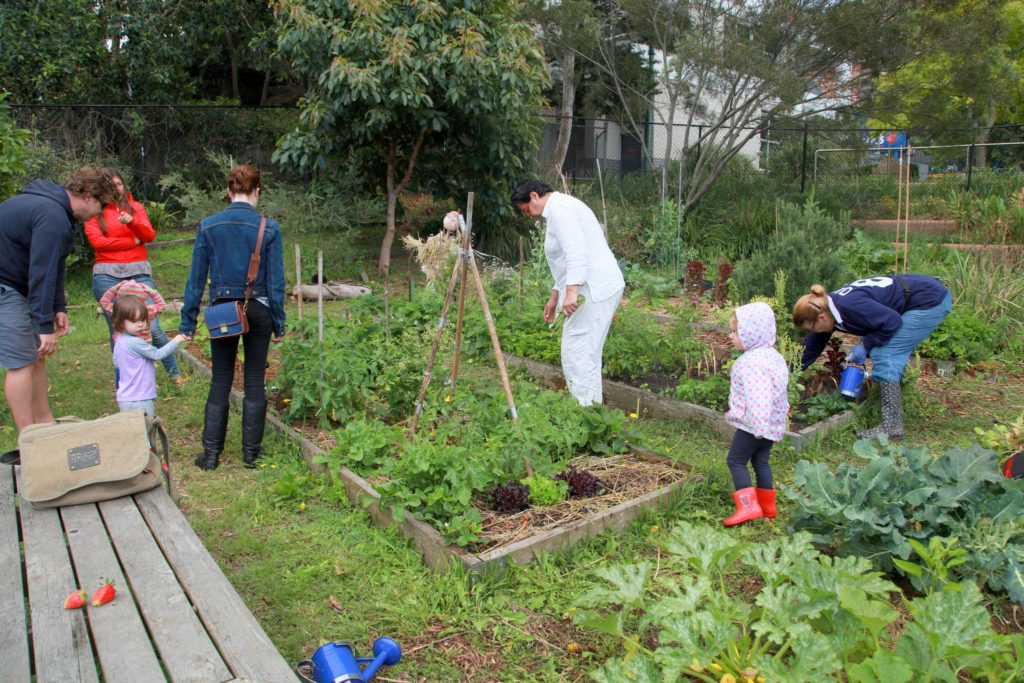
[
  {"xmin": 838, "ymin": 364, "xmax": 867, "ymax": 399},
  {"xmin": 296, "ymin": 638, "xmax": 402, "ymax": 683}
]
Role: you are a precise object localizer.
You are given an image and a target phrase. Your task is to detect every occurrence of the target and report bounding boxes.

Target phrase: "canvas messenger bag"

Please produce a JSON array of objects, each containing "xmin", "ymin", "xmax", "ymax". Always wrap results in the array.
[{"xmin": 19, "ymin": 409, "xmax": 173, "ymax": 509}]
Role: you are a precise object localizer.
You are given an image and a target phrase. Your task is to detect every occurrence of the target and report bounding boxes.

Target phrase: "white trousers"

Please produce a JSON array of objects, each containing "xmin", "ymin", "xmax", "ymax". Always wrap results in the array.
[{"xmin": 561, "ymin": 287, "xmax": 623, "ymax": 406}]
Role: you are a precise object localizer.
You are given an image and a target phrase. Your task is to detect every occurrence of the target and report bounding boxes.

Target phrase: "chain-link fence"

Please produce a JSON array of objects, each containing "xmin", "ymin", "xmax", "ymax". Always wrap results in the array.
[{"xmin": 12, "ymin": 103, "xmax": 1024, "ymax": 217}]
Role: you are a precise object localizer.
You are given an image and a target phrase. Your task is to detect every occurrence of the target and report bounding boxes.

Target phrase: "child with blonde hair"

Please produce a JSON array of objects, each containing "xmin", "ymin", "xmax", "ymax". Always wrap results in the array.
[
  {"xmin": 723, "ymin": 301, "xmax": 790, "ymax": 526},
  {"xmin": 111, "ymin": 295, "xmax": 188, "ymax": 416}
]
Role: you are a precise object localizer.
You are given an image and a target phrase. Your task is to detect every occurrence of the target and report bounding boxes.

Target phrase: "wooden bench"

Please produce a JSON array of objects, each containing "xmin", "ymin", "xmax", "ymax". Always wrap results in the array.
[{"xmin": 0, "ymin": 466, "xmax": 297, "ymax": 683}]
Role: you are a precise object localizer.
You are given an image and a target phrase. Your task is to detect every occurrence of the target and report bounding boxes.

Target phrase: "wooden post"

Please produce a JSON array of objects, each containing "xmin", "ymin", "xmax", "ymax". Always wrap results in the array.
[
  {"xmin": 317, "ymin": 250, "xmax": 324, "ymax": 343},
  {"xmin": 294, "ymin": 243, "xmax": 303, "ymax": 328},
  {"xmin": 518, "ymin": 236, "xmax": 525, "ymax": 315},
  {"xmin": 447, "ymin": 195, "xmax": 474, "ymax": 401}
]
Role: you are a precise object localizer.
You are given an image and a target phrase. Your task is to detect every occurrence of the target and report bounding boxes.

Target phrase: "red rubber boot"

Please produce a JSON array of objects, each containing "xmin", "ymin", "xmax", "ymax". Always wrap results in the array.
[
  {"xmin": 756, "ymin": 488, "xmax": 777, "ymax": 519},
  {"xmin": 723, "ymin": 487, "xmax": 764, "ymax": 527}
]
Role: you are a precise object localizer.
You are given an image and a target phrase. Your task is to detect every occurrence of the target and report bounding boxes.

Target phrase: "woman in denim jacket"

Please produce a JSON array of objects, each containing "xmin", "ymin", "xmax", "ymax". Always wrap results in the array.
[{"xmin": 180, "ymin": 164, "xmax": 286, "ymax": 470}]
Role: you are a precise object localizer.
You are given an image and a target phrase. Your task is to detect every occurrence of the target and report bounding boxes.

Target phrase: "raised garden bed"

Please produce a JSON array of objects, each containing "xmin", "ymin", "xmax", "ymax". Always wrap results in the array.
[
  {"xmin": 178, "ymin": 350, "xmax": 699, "ymax": 574},
  {"xmin": 503, "ymin": 353, "xmax": 855, "ymax": 451}
]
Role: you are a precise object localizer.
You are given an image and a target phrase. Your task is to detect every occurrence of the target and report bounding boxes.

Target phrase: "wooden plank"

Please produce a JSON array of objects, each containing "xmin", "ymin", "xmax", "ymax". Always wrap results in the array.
[
  {"xmin": 60, "ymin": 502, "xmax": 167, "ymax": 683},
  {"xmin": 99, "ymin": 494, "xmax": 231, "ymax": 683},
  {"xmin": 0, "ymin": 466, "xmax": 31, "ymax": 682},
  {"xmin": 135, "ymin": 488, "xmax": 297, "ymax": 682},
  {"xmin": 16, "ymin": 470, "xmax": 99, "ymax": 683}
]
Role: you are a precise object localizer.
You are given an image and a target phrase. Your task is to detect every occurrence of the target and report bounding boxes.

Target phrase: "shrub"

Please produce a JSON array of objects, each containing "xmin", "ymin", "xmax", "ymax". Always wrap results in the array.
[{"xmin": 732, "ymin": 195, "xmax": 854, "ymax": 310}]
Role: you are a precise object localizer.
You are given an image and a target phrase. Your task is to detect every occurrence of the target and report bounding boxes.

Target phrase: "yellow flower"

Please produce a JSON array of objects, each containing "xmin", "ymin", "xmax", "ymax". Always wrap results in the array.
[
  {"xmin": 299, "ymin": 502, "xmax": 306, "ymax": 510},
  {"xmin": 720, "ymin": 675, "xmax": 737, "ymax": 683},
  {"xmin": 710, "ymin": 663, "xmax": 723, "ymax": 672},
  {"xmin": 756, "ymin": 678, "xmax": 766, "ymax": 683},
  {"xmin": 282, "ymin": 398, "xmax": 291, "ymax": 404},
  {"xmin": 259, "ymin": 463, "xmax": 268, "ymax": 469},
  {"xmin": 566, "ymin": 642, "xmax": 582, "ymax": 654},
  {"xmin": 629, "ymin": 412, "xmax": 638, "ymax": 419},
  {"xmin": 649, "ymin": 525, "xmax": 659, "ymax": 533},
  {"xmin": 271, "ymin": 464, "xmax": 277, "ymax": 469},
  {"xmin": 444, "ymin": 395, "xmax": 451, "ymax": 403}
]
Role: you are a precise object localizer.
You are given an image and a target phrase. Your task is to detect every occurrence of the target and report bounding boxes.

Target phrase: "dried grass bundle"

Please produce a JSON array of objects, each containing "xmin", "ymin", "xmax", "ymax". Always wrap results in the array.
[{"xmin": 403, "ymin": 231, "xmax": 459, "ymax": 281}]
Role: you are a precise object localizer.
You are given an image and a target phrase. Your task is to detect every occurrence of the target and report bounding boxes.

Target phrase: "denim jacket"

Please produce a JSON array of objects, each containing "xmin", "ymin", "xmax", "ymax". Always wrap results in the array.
[{"xmin": 179, "ymin": 201, "xmax": 286, "ymax": 337}]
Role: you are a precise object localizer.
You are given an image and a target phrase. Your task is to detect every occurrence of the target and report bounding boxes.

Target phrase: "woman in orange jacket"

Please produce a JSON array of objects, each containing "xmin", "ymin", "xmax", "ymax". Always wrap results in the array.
[{"xmin": 84, "ymin": 168, "xmax": 183, "ymax": 385}]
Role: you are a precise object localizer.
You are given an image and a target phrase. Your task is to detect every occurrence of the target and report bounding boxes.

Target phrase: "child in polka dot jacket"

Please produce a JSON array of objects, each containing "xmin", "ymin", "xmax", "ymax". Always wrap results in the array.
[{"xmin": 722, "ymin": 301, "xmax": 789, "ymax": 526}]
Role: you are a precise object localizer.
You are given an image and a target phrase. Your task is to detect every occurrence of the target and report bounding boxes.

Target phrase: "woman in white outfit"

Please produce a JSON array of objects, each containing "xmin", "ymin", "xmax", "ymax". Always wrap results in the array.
[{"xmin": 512, "ymin": 180, "xmax": 625, "ymax": 406}]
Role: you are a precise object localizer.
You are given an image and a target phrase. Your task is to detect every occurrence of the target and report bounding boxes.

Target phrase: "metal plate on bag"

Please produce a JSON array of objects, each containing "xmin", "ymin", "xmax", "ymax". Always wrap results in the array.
[{"xmin": 68, "ymin": 443, "xmax": 101, "ymax": 470}]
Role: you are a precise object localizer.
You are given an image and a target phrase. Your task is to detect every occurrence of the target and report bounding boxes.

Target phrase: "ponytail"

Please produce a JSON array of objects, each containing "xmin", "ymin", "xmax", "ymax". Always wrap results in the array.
[{"xmin": 792, "ymin": 284, "xmax": 829, "ymax": 328}]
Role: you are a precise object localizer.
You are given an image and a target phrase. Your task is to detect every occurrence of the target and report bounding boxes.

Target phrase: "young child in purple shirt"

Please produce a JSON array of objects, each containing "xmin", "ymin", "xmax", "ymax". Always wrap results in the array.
[{"xmin": 111, "ymin": 295, "xmax": 188, "ymax": 416}]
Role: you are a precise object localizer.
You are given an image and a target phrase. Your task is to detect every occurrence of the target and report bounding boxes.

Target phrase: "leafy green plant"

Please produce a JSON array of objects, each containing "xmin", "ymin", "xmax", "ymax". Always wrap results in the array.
[
  {"xmin": 892, "ymin": 536, "xmax": 969, "ymax": 596},
  {"xmin": 574, "ymin": 522, "xmax": 1023, "ymax": 682},
  {"xmin": 672, "ymin": 374, "xmax": 729, "ymax": 411},
  {"xmin": 786, "ymin": 438, "xmax": 1024, "ymax": 604},
  {"xmin": 521, "ymin": 475, "xmax": 568, "ymax": 507},
  {"xmin": 792, "ymin": 390, "xmax": 848, "ymax": 425},
  {"xmin": 317, "ymin": 419, "xmax": 403, "ymax": 476},
  {"xmin": 0, "ymin": 94, "xmax": 30, "ymax": 199},
  {"xmin": 915, "ymin": 307, "xmax": 997, "ymax": 366}
]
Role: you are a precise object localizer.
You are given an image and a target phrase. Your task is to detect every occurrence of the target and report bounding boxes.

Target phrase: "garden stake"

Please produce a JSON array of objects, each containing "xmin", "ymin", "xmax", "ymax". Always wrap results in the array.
[
  {"xmin": 317, "ymin": 250, "xmax": 324, "ymax": 343},
  {"xmin": 895, "ymin": 149, "xmax": 903, "ymax": 272},
  {"xmin": 903, "ymin": 144, "xmax": 911, "ymax": 271},
  {"xmin": 518, "ymin": 235, "xmax": 525, "ymax": 315},
  {"xmin": 447, "ymin": 195, "xmax": 473, "ymax": 402},
  {"xmin": 407, "ymin": 217, "xmax": 471, "ymax": 437},
  {"xmin": 318, "ymin": 250, "xmax": 325, "ymax": 410},
  {"xmin": 295, "ymin": 242, "xmax": 303, "ymax": 329}
]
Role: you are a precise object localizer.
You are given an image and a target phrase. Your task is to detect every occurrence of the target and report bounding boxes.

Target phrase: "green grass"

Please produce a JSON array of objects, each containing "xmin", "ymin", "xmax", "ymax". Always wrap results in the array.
[{"xmin": 3, "ymin": 226, "xmax": 1024, "ymax": 680}]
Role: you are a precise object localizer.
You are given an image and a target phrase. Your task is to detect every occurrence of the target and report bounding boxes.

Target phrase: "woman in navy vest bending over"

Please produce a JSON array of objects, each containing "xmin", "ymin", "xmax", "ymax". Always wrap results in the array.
[{"xmin": 792, "ymin": 275, "xmax": 951, "ymax": 440}]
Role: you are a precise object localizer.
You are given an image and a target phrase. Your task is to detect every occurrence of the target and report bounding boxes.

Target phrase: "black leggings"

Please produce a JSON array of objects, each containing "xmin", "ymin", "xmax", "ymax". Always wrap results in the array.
[
  {"xmin": 726, "ymin": 428, "xmax": 774, "ymax": 490},
  {"xmin": 207, "ymin": 300, "xmax": 272, "ymax": 406}
]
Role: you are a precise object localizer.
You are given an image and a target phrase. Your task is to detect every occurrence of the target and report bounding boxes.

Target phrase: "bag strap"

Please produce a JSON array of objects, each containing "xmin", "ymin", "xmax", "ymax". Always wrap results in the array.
[{"xmin": 243, "ymin": 216, "xmax": 267, "ymax": 310}]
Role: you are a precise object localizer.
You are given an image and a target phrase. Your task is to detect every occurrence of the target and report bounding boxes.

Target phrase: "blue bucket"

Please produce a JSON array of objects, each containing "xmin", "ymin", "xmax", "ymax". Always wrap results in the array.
[{"xmin": 839, "ymin": 365, "xmax": 866, "ymax": 399}]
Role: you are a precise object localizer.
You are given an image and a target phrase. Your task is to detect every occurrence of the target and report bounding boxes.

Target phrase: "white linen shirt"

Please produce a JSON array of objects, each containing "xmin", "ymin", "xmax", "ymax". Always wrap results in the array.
[{"xmin": 542, "ymin": 192, "xmax": 624, "ymax": 304}]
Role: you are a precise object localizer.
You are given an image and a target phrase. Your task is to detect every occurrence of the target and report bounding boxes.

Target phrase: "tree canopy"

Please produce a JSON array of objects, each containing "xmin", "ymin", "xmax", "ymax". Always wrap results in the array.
[{"xmin": 273, "ymin": 0, "xmax": 549, "ymax": 272}]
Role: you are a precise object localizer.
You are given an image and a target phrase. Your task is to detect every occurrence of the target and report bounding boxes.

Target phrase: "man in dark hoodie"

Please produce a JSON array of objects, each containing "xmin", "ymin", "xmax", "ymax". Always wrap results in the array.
[{"xmin": 0, "ymin": 167, "xmax": 116, "ymax": 456}]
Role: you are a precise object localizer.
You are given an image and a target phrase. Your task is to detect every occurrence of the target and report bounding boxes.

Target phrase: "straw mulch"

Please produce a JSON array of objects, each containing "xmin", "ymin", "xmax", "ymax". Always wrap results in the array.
[{"xmin": 475, "ymin": 453, "xmax": 690, "ymax": 552}]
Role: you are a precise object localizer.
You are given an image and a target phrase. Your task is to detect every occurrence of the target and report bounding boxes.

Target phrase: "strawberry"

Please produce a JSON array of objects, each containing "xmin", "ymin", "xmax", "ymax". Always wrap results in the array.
[
  {"xmin": 91, "ymin": 579, "xmax": 116, "ymax": 607},
  {"xmin": 63, "ymin": 589, "xmax": 86, "ymax": 610}
]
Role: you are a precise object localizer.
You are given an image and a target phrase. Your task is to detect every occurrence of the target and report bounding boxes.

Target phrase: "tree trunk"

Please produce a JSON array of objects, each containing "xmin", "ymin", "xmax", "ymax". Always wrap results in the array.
[
  {"xmin": 379, "ymin": 185, "xmax": 398, "ymax": 276},
  {"xmin": 259, "ymin": 67, "xmax": 271, "ymax": 106},
  {"xmin": 227, "ymin": 33, "xmax": 240, "ymax": 100},
  {"xmin": 546, "ymin": 49, "xmax": 576, "ymax": 177},
  {"xmin": 974, "ymin": 97, "xmax": 997, "ymax": 168}
]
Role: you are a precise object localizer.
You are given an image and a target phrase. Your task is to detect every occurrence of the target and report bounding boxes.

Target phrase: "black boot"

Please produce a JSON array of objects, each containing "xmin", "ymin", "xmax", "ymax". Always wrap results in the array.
[
  {"xmin": 241, "ymin": 398, "xmax": 267, "ymax": 468},
  {"xmin": 195, "ymin": 402, "xmax": 229, "ymax": 470},
  {"xmin": 857, "ymin": 381, "xmax": 905, "ymax": 440}
]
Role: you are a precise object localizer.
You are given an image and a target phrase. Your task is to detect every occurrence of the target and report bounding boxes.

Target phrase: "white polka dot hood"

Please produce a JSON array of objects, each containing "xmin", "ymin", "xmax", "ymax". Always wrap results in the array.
[{"xmin": 726, "ymin": 302, "xmax": 790, "ymax": 441}]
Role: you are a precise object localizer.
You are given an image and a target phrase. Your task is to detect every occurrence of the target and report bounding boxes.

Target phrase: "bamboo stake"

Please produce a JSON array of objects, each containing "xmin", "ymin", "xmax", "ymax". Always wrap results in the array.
[
  {"xmin": 903, "ymin": 144, "xmax": 911, "ymax": 272},
  {"xmin": 467, "ymin": 248, "xmax": 518, "ymax": 423},
  {"xmin": 447, "ymin": 195, "xmax": 474, "ymax": 401},
  {"xmin": 895, "ymin": 151, "xmax": 904, "ymax": 272},
  {"xmin": 407, "ymin": 234, "xmax": 469, "ymax": 437},
  {"xmin": 294, "ymin": 243, "xmax": 303, "ymax": 327}
]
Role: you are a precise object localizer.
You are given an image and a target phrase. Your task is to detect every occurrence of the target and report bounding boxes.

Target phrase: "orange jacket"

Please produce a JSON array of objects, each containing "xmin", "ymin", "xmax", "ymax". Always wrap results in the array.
[{"xmin": 84, "ymin": 194, "xmax": 156, "ymax": 263}]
